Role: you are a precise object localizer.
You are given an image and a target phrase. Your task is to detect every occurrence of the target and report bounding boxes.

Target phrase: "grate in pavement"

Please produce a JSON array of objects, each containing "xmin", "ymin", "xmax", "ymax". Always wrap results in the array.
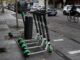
[{"xmin": 0, "ymin": 48, "xmax": 6, "ymax": 53}]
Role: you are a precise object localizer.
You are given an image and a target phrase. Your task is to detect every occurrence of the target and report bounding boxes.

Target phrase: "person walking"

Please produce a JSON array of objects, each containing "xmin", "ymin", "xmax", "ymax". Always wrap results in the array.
[{"xmin": 70, "ymin": 4, "xmax": 77, "ymax": 16}]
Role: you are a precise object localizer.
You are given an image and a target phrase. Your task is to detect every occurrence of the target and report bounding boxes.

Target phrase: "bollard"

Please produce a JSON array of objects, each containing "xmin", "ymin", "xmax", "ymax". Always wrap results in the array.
[
  {"xmin": 24, "ymin": 16, "xmax": 33, "ymax": 39},
  {"xmin": 8, "ymin": 32, "xmax": 13, "ymax": 38}
]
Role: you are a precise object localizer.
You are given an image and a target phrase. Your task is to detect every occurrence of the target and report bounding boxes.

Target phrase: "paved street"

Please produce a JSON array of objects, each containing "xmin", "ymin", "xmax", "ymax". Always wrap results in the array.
[{"xmin": 47, "ymin": 10, "xmax": 80, "ymax": 60}]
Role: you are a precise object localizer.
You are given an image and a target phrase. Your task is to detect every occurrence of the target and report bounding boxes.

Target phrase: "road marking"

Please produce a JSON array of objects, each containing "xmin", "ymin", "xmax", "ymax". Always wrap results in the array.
[
  {"xmin": 42, "ymin": 58, "xmax": 46, "ymax": 60},
  {"xmin": 53, "ymin": 39, "xmax": 64, "ymax": 42},
  {"xmin": 68, "ymin": 50, "xmax": 80, "ymax": 54}
]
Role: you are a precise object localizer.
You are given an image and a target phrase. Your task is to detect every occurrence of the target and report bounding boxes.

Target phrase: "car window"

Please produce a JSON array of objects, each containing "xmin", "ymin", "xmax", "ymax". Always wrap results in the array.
[
  {"xmin": 67, "ymin": 6, "xmax": 72, "ymax": 10},
  {"xmin": 76, "ymin": 6, "xmax": 80, "ymax": 8}
]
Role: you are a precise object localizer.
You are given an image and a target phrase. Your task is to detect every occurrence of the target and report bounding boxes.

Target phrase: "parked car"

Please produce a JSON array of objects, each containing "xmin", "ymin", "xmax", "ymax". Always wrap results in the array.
[
  {"xmin": 63, "ymin": 5, "xmax": 80, "ymax": 15},
  {"xmin": 8, "ymin": 4, "xmax": 15, "ymax": 11},
  {"xmin": 63, "ymin": 5, "xmax": 71, "ymax": 15},
  {"xmin": 30, "ymin": 3, "xmax": 44, "ymax": 12},
  {"xmin": 40, "ymin": 7, "xmax": 57, "ymax": 16},
  {"xmin": 30, "ymin": 3, "xmax": 57, "ymax": 16},
  {"xmin": 47, "ymin": 8, "xmax": 57, "ymax": 16}
]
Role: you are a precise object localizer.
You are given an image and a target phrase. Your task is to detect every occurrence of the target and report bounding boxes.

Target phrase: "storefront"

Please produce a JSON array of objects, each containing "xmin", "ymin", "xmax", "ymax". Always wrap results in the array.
[
  {"xmin": 48, "ymin": 0, "xmax": 80, "ymax": 8},
  {"xmin": 48, "ymin": 0, "xmax": 64, "ymax": 8},
  {"xmin": 66, "ymin": 0, "xmax": 80, "ymax": 4}
]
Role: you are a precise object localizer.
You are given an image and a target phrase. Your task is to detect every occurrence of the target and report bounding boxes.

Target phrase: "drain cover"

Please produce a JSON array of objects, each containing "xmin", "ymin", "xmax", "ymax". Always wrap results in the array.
[{"xmin": 0, "ymin": 48, "xmax": 6, "ymax": 53}]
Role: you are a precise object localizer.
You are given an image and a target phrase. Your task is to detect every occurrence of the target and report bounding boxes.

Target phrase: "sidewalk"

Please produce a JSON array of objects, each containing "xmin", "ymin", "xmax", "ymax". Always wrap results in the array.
[
  {"xmin": 0, "ymin": 9, "xmax": 24, "ymax": 60},
  {"xmin": 0, "ymin": 9, "xmax": 64, "ymax": 60}
]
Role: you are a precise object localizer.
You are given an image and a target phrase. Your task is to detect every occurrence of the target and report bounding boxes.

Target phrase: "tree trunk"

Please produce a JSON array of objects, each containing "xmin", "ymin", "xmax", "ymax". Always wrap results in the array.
[{"xmin": 1, "ymin": 0, "xmax": 4, "ymax": 13}]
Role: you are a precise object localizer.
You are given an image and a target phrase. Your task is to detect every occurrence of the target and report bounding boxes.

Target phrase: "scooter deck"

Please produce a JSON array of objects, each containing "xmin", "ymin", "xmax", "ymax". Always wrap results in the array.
[{"xmin": 29, "ymin": 50, "xmax": 46, "ymax": 55}]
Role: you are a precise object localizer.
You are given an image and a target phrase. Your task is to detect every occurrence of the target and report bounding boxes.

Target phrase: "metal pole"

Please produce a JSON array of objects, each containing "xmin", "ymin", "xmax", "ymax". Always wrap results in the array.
[
  {"xmin": 44, "ymin": 0, "xmax": 46, "ymax": 12},
  {"xmin": 1, "ymin": 0, "xmax": 4, "ymax": 13},
  {"xmin": 63, "ymin": 0, "xmax": 66, "ymax": 5},
  {"xmin": 15, "ymin": 0, "xmax": 19, "ymax": 28}
]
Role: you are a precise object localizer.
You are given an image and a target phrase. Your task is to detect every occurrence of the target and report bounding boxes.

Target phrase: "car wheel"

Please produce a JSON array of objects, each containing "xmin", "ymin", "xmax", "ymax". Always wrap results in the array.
[
  {"xmin": 54, "ymin": 12, "xmax": 57, "ymax": 16},
  {"xmin": 53, "ymin": 14, "xmax": 57, "ymax": 16},
  {"xmin": 63, "ymin": 11, "xmax": 67, "ymax": 15}
]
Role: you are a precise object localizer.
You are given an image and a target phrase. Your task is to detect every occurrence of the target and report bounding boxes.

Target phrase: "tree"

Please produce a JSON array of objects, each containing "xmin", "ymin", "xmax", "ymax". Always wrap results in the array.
[{"xmin": 1, "ymin": 0, "xmax": 5, "ymax": 13}]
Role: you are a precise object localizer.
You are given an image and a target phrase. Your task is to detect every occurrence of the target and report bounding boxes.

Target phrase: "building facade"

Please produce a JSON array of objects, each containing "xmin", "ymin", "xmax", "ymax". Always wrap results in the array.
[
  {"xmin": 48, "ymin": 0, "xmax": 80, "ymax": 8},
  {"xmin": 48, "ymin": 0, "xmax": 64, "ymax": 8},
  {"xmin": 66, "ymin": 0, "xmax": 80, "ymax": 4}
]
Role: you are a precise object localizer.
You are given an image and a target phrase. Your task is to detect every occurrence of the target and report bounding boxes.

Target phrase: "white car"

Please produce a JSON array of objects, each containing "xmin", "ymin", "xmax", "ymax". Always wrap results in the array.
[
  {"xmin": 63, "ymin": 5, "xmax": 80, "ymax": 15},
  {"xmin": 30, "ymin": 3, "xmax": 44, "ymax": 12}
]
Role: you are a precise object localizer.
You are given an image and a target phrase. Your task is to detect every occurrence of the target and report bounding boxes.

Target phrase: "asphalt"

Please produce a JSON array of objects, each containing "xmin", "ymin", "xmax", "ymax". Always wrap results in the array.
[{"xmin": 47, "ymin": 10, "xmax": 80, "ymax": 60}]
